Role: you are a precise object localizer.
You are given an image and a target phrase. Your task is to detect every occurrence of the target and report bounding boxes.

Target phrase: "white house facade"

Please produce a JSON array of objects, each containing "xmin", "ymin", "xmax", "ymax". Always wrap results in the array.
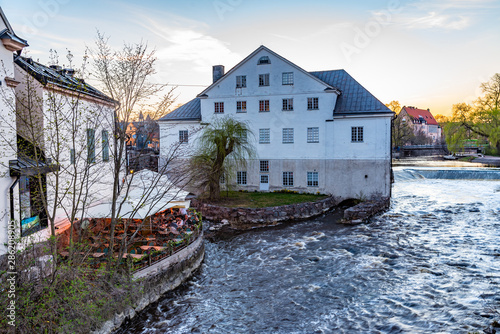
[
  {"xmin": 159, "ymin": 46, "xmax": 393, "ymax": 200},
  {"xmin": 0, "ymin": 8, "xmax": 29, "ymax": 255}
]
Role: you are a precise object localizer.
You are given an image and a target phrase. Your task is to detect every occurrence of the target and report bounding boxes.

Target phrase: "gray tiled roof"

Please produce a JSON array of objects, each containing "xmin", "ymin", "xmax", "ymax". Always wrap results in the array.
[
  {"xmin": 159, "ymin": 98, "xmax": 201, "ymax": 121},
  {"xmin": 310, "ymin": 70, "xmax": 391, "ymax": 114},
  {"xmin": 15, "ymin": 56, "xmax": 114, "ymax": 103}
]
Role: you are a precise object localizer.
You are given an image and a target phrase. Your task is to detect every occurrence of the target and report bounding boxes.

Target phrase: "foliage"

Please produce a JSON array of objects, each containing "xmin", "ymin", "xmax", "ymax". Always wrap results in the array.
[
  {"xmin": 206, "ymin": 191, "xmax": 328, "ymax": 208},
  {"xmin": 191, "ymin": 116, "xmax": 255, "ymax": 201},
  {"xmin": 386, "ymin": 100, "xmax": 414, "ymax": 148},
  {"xmin": 0, "ymin": 245, "xmax": 138, "ymax": 334},
  {"xmin": 444, "ymin": 74, "xmax": 500, "ymax": 155}
]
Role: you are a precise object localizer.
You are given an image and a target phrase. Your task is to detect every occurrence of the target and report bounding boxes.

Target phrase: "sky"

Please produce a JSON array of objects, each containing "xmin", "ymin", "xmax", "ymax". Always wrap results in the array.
[{"xmin": 1, "ymin": 0, "xmax": 499, "ymax": 116}]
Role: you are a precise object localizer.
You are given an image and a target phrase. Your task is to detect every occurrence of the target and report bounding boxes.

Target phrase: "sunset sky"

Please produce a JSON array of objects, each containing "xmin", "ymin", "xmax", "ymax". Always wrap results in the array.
[{"xmin": 2, "ymin": 0, "xmax": 499, "ymax": 116}]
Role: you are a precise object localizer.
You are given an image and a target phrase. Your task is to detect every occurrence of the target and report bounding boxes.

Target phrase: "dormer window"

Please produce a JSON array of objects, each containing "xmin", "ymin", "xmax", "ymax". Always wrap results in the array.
[{"xmin": 258, "ymin": 56, "xmax": 271, "ymax": 65}]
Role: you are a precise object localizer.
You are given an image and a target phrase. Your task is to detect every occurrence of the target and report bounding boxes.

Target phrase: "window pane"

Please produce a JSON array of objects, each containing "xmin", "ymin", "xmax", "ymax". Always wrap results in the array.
[
  {"xmin": 87, "ymin": 129, "xmax": 95, "ymax": 163},
  {"xmin": 282, "ymin": 98, "xmax": 293, "ymax": 111},
  {"xmin": 102, "ymin": 130, "xmax": 109, "ymax": 162},
  {"xmin": 259, "ymin": 128, "xmax": 270, "ymax": 144},
  {"xmin": 308, "ymin": 97, "xmax": 319, "ymax": 110},
  {"xmin": 259, "ymin": 74, "xmax": 269, "ymax": 86},
  {"xmin": 282, "ymin": 128, "xmax": 294, "ymax": 143},
  {"xmin": 259, "ymin": 100, "xmax": 270, "ymax": 112},
  {"xmin": 236, "ymin": 75, "xmax": 246, "ymax": 88},
  {"xmin": 307, "ymin": 172, "xmax": 319, "ymax": 187},
  {"xmin": 215, "ymin": 102, "xmax": 224, "ymax": 113},
  {"xmin": 179, "ymin": 130, "xmax": 188, "ymax": 143},
  {"xmin": 237, "ymin": 171, "xmax": 247, "ymax": 185},
  {"xmin": 236, "ymin": 101, "xmax": 247, "ymax": 113},
  {"xmin": 351, "ymin": 126, "xmax": 364, "ymax": 142},
  {"xmin": 307, "ymin": 127, "xmax": 319, "ymax": 143},
  {"xmin": 283, "ymin": 171, "xmax": 293, "ymax": 186},
  {"xmin": 260, "ymin": 160, "xmax": 269, "ymax": 172},
  {"xmin": 282, "ymin": 72, "xmax": 293, "ymax": 85}
]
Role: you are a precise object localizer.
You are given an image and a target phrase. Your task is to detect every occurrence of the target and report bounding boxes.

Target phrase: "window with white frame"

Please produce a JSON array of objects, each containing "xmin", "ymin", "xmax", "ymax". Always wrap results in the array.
[
  {"xmin": 220, "ymin": 174, "xmax": 225, "ymax": 184},
  {"xmin": 283, "ymin": 171, "xmax": 293, "ymax": 186},
  {"xmin": 260, "ymin": 160, "xmax": 269, "ymax": 172},
  {"xmin": 237, "ymin": 171, "xmax": 247, "ymax": 185},
  {"xmin": 351, "ymin": 126, "xmax": 364, "ymax": 142},
  {"xmin": 259, "ymin": 73, "xmax": 269, "ymax": 86},
  {"xmin": 307, "ymin": 171, "xmax": 319, "ymax": 187},
  {"xmin": 179, "ymin": 130, "xmax": 188, "ymax": 143},
  {"xmin": 307, "ymin": 97, "xmax": 319, "ymax": 110},
  {"xmin": 259, "ymin": 100, "xmax": 270, "ymax": 112},
  {"xmin": 214, "ymin": 102, "xmax": 224, "ymax": 113},
  {"xmin": 307, "ymin": 127, "xmax": 319, "ymax": 143},
  {"xmin": 259, "ymin": 128, "xmax": 270, "ymax": 144},
  {"xmin": 236, "ymin": 101, "xmax": 247, "ymax": 113},
  {"xmin": 282, "ymin": 72, "xmax": 293, "ymax": 85},
  {"xmin": 282, "ymin": 98, "xmax": 293, "ymax": 111},
  {"xmin": 258, "ymin": 56, "xmax": 271, "ymax": 64},
  {"xmin": 282, "ymin": 128, "xmax": 294, "ymax": 143},
  {"xmin": 236, "ymin": 75, "xmax": 246, "ymax": 88}
]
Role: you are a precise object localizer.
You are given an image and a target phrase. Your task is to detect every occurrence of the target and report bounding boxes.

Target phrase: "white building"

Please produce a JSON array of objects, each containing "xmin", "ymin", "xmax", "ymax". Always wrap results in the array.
[
  {"xmin": 0, "ymin": 7, "xmax": 29, "ymax": 255},
  {"xmin": 399, "ymin": 106, "xmax": 442, "ymax": 144},
  {"xmin": 159, "ymin": 46, "xmax": 393, "ymax": 200},
  {"xmin": 0, "ymin": 7, "xmax": 117, "ymax": 255}
]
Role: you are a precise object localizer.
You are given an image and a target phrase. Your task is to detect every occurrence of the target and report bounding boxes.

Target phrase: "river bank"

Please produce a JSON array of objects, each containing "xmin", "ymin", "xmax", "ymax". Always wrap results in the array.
[{"xmin": 115, "ymin": 166, "xmax": 500, "ymax": 334}]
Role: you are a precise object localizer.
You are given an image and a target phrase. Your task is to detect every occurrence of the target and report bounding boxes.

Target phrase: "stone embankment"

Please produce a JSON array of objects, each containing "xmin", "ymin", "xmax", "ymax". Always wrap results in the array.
[
  {"xmin": 191, "ymin": 196, "xmax": 339, "ymax": 230},
  {"xmin": 93, "ymin": 233, "xmax": 205, "ymax": 334},
  {"xmin": 341, "ymin": 198, "xmax": 390, "ymax": 224}
]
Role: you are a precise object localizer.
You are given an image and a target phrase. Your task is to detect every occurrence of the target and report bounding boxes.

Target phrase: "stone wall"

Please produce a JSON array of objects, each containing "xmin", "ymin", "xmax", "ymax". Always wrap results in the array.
[
  {"xmin": 342, "ymin": 199, "xmax": 390, "ymax": 224},
  {"xmin": 191, "ymin": 196, "xmax": 339, "ymax": 230},
  {"xmin": 93, "ymin": 233, "xmax": 205, "ymax": 334}
]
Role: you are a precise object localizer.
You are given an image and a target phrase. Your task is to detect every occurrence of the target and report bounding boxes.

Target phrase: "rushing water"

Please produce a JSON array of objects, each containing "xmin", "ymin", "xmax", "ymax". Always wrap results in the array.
[{"xmin": 117, "ymin": 167, "xmax": 500, "ymax": 334}]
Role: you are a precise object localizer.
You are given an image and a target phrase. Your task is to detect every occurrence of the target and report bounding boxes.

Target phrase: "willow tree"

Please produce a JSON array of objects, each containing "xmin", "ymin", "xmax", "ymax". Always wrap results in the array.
[
  {"xmin": 446, "ymin": 74, "xmax": 500, "ymax": 154},
  {"xmin": 191, "ymin": 116, "xmax": 254, "ymax": 200}
]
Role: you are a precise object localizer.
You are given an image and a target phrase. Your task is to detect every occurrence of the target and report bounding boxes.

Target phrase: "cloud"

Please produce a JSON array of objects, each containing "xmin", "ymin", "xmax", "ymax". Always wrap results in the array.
[
  {"xmin": 133, "ymin": 14, "xmax": 242, "ymax": 73},
  {"xmin": 404, "ymin": 11, "xmax": 471, "ymax": 30}
]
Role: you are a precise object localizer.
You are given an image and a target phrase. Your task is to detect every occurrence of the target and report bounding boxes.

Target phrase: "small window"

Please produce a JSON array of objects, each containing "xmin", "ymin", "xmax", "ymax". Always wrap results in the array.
[
  {"xmin": 307, "ymin": 127, "xmax": 319, "ymax": 143},
  {"xmin": 179, "ymin": 130, "xmax": 189, "ymax": 143},
  {"xmin": 260, "ymin": 174, "xmax": 269, "ymax": 184},
  {"xmin": 258, "ymin": 56, "xmax": 271, "ymax": 65},
  {"xmin": 259, "ymin": 128, "xmax": 270, "ymax": 144},
  {"xmin": 282, "ymin": 72, "xmax": 293, "ymax": 85},
  {"xmin": 282, "ymin": 128, "xmax": 294, "ymax": 144},
  {"xmin": 236, "ymin": 101, "xmax": 247, "ymax": 113},
  {"xmin": 87, "ymin": 128, "xmax": 95, "ymax": 163},
  {"xmin": 283, "ymin": 172, "xmax": 293, "ymax": 186},
  {"xmin": 282, "ymin": 98, "xmax": 293, "ymax": 111},
  {"xmin": 214, "ymin": 102, "xmax": 224, "ymax": 113},
  {"xmin": 70, "ymin": 148, "xmax": 75, "ymax": 165},
  {"xmin": 220, "ymin": 174, "xmax": 225, "ymax": 184},
  {"xmin": 259, "ymin": 74, "xmax": 269, "ymax": 87},
  {"xmin": 237, "ymin": 171, "xmax": 247, "ymax": 185},
  {"xmin": 236, "ymin": 75, "xmax": 246, "ymax": 88},
  {"xmin": 259, "ymin": 100, "xmax": 270, "ymax": 112},
  {"xmin": 307, "ymin": 171, "xmax": 319, "ymax": 187},
  {"xmin": 260, "ymin": 160, "xmax": 269, "ymax": 172},
  {"xmin": 308, "ymin": 97, "xmax": 319, "ymax": 110},
  {"xmin": 102, "ymin": 130, "xmax": 109, "ymax": 162},
  {"xmin": 351, "ymin": 126, "xmax": 364, "ymax": 142}
]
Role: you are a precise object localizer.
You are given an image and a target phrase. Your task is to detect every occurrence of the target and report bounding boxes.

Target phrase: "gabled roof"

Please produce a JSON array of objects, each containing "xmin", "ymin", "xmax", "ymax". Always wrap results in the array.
[
  {"xmin": 15, "ymin": 56, "xmax": 115, "ymax": 103},
  {"xmin": 158, "ymin": 98, "xmax": 201, "ymax": 122},
  {"xmin": 0, "ymin": 7, "xmax": 28, "ymax": 50},
  {"xmin": 401, "ymin": 106, "xmax": 438, "ymax": 125},
  {"xmin": 197, "ymin": 45, "xmax": 340, "ymax": 97},
  {"xmin": 310, "ymin": 70, "xmax": 392, "ymax": 114}
]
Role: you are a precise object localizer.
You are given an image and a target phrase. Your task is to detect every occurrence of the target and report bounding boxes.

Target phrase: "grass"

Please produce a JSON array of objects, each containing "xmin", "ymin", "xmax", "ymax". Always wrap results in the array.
[{"xmin": 208, "ymin": 191, "xmax": 328, "ymax": 208}]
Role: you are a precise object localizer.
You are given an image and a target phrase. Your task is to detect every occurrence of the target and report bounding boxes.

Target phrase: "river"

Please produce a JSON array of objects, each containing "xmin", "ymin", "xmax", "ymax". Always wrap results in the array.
[{"xmin": 116, "ymin": 166, "xmax": 500, "ymax": 334}]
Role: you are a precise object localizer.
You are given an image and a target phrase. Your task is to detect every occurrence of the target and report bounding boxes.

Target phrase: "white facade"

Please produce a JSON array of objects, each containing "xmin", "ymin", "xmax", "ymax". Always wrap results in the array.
[
  {"xmin": 159, "ymin": 46, "xmax": 393, "ymax": 200},
  {"xmin": 0, "ymin": 9, "xmax": 28, "ymax": 255}
]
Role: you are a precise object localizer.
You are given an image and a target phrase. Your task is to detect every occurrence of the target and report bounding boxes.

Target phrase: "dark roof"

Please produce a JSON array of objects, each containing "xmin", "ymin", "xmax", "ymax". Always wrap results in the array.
[
  {"xmin": 0, "ymin": 7, "xmax": 28, "ymax": 47},
  {"xmin": 310, "ymin": 70, "xmax": 391, "ymax": 114},
  {"xmin": 159, "ymin": 98, "xmax": 201, "ymax": 122},
  {"xmin": 15, "ymin": 56, "xmax": 115, "ymax": 103},
  {"xmin": 9, "ymin": 157, "xmax": 59, "ymax": 177}
]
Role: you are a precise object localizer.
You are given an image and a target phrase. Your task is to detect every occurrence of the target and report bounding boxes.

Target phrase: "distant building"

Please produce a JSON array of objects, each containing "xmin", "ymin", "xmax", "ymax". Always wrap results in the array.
[
  {"xmin": 399, "ymin": 106, "xmax": 442, "ymax": 144},
  {"xmin": 158, "ymin": 46, "xmax": 394, "ymax": 200},
  {"xmin": 126, "ymin": 113, "xmax": 160, "ymax": 150}
]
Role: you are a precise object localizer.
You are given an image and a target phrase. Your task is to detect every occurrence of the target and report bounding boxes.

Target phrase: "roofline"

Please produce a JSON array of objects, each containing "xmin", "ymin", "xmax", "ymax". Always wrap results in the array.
[
  {"xmin": 0, "ymin": 7, "xmax": 28, "ymax": 47},
  {"xmin": 333, "ymin": 111, "xmax": 395, "ymax": 117},
  {"xmin": 158, "ymin": 117, "xmax": 201, "ymax": 122},
  {"xmin": 197, "ymin": 45, "xmax": 341, "ymax": 97}
]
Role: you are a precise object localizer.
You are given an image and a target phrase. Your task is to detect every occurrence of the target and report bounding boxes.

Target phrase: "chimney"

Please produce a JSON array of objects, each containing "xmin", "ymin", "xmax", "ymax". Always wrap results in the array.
[{"xmin": 212, "ymin": 65, "xmax": 225, "ymax": 83}]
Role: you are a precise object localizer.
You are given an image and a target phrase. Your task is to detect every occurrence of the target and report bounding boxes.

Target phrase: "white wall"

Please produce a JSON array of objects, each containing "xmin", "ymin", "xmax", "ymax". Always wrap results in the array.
[{"xmin": 0, "ymin": 44, "xmax": 17, "ymax": 255}]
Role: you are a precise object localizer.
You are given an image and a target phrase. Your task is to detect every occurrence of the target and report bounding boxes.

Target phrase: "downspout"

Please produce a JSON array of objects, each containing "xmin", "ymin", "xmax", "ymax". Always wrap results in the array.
[{"xmin": 9, "ymin": 176, "xmax": 20, "ymax": 234}]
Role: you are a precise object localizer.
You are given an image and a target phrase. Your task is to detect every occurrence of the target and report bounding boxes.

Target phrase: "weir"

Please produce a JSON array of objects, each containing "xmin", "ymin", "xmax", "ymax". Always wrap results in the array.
[{"xmin": 395, "ymin": 168, "xmax": 500, "ymax": 181}]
